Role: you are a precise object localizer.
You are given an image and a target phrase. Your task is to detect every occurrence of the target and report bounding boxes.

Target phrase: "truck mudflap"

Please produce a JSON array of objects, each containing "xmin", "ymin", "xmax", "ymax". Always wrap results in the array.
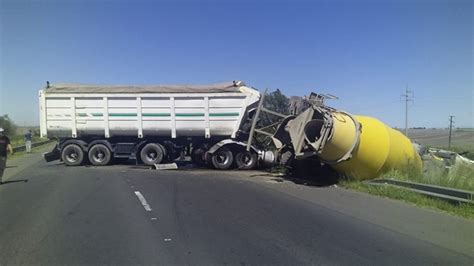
[{"xmin": 43, "ymin": 144, "xmax": 60, "ymax": 162}]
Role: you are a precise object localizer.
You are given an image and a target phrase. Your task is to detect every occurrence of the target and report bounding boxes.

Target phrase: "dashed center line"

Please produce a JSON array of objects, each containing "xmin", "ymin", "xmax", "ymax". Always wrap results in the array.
[{"xmin": 134, "ymin": 191, "xmax": 152, "ymax": 211}]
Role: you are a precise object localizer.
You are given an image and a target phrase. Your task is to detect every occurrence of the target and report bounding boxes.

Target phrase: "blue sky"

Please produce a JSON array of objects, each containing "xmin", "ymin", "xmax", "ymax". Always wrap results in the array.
[{"xmin": 0, "ymin": 0, "xmax": 472, "ymax": 128}]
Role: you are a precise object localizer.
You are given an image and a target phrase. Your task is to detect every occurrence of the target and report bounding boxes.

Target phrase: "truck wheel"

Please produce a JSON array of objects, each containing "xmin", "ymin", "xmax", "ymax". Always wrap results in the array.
[
  {"xmin": 211, "ymin": 147, "xmax": 233, "ymax": 170},
  {"xmin": 61, "ymin": 144, "xmax": 85, "ymax": 166},
  {"xmin": 140, "ymin": 143, "xmax": 164, "ymax": 165},
  {"xmin": 88, "ymin": 144, "xmax": 112, "ymax": 166},
  {"xmin": 191, "ymin": 148, "xmax": 206, "ymax": 166},
  {"xmin": 158, "ymin": 144, "xmax": 167, "ymax": 161},
  {"xmin": 235, "ymin": 151, "xmax": 257, "ymax": 170},
  {"xmin": 205, "ymin": 152, "xmax": 213, "ymax": 168}
]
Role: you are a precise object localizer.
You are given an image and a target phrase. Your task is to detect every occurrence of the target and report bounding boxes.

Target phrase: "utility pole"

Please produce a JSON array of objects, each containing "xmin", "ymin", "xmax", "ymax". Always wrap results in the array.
[
  {"xmin": 401, "ymin": 86, "xmax": 414, "ymax": 137},
  {"xmin": 448, "ymin": 115, "xmax": 455, "ymax": 149}
]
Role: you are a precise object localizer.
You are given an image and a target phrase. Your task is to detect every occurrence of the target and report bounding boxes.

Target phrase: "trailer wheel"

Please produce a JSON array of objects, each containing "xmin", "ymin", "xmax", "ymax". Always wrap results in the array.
[
  {"xmin": 211, "ymin": 147, "xmax": 233, "ymax": 170},
  {"xmin": 61, "ymin": 144, "xmax": 85, "ymax": 166},
  {"xmin": 140, "ymin": 143, "xmax": 165, "ymax": 165},
  {"xmin": 235, "ymin": 151, "xmax": 257, "ymax": 170},
  {"xmin": 88, "ymin": 144, "xmax": 112, "ymax": 166},
  {"xmin": 158, "ymin": 144, "xmax": 167, "ymax": 161},
  {"xmin": 191, "ymin": 148, "xmax": 206, "ymax": 166}
]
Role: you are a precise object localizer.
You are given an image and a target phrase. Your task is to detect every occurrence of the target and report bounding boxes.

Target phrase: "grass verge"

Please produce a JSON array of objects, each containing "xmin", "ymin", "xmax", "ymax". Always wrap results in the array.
[
  {"xmin": 339, "ymin": 148, "xmax": 474, "ymax": 219},
  {"xmin": 384, "ymin": 162, "xmax": 474, "ymax": 192},
  {"xmin": 339, "ymin": 180, "xmax": 474, "ymax": 220},
  {"xmin": 9, "ymin": 135, "xmax": 45, "ymax": 146},
  {"xmin": 9, "ymin": 141, "xmax": 55, "ymax": 160}
]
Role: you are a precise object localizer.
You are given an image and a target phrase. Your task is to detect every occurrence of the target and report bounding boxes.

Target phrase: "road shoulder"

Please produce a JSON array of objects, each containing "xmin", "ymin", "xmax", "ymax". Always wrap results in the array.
[
  {"xmin": 2, "ymin": 142, "xmax": 56, "ymax": 182},
  {"xmin": 240, "ymin": 171, "xmax": 474, "ymax": 258}
]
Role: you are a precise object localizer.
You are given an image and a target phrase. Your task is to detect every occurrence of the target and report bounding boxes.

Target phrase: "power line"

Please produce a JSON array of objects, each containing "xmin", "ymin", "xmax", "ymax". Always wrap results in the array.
[
  {"xmin": 448, "ymin": 115, "xmax": 455, "ymax": 149},
  {"xmin": 401, "ymin": 86, "xmax": 414, "ymax": 137}
]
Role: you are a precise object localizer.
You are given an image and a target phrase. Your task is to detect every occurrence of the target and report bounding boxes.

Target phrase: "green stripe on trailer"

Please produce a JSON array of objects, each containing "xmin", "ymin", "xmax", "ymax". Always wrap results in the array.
[
  {"xmin": 77, "ymin": 113, "xmax": 104, "ymax": 117},
  {"xmin": 176, "ymin": 113, "xmax": 205, "ymax": 117},
  {"xmin": 85, "ymin": 112, "xmax": 239, "ymax": 117},
  {"xmin": 109, "ymin": 113, "xmax": 137, "ymax": 117},
  {"xmin": 142, "ymin": 113, "xmax": 171, "ymax": 117},
  {"xmin": 209, "ymin": 112, "xmax": 240, "ymax": 117}
]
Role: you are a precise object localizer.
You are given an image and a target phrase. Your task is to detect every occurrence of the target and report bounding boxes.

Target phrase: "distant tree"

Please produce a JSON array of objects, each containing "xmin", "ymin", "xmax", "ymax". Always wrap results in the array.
[
  {"xmin": 0, "ymin": 115, "xmax": 17, "ymax": 135},
  {"xmin": 251, "ymin": 89, "xmax": 290, "ymax": 147},
  {"xmin": 264, "ymin": 89, "xmax": 290, "ymax": 115}
]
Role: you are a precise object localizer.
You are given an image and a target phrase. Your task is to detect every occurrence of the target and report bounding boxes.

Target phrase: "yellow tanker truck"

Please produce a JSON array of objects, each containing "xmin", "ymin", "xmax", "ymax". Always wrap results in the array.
[{"xmin": 250, "ymin": 92, "xmax": 422, "ymax": 180}]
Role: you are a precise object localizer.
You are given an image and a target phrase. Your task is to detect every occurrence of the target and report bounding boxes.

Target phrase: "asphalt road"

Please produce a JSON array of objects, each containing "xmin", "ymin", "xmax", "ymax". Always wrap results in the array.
[{"xmin": 1, "ymin": 145, "xmax": 473, "ymax": 265}]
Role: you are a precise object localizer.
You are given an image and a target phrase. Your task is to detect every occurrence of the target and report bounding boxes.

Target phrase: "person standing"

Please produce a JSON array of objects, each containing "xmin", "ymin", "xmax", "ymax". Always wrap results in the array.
[
  {"xmin": 24, "ymin": 129, "xmax": 32, "ymax": 153},
  {"xmin": 0, "ymin": 128, "xmax": 14, "ymax": 183}
]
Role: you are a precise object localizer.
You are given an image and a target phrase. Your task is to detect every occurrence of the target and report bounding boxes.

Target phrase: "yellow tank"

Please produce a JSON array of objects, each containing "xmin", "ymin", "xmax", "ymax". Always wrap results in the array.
[
  {"xmin": 324, "ymin": 115, "xmax": 423, "ymax": 180},
  {"xmin": 273, "ymin": 105, "xmax": 423, "ymax": 180}
]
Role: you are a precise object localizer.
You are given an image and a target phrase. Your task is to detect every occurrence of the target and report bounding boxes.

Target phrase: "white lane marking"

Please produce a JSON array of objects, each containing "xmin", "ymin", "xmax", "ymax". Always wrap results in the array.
[
  {"xmin": 151, "ymin": 217, "xmax": 157, "ymax": 220},
  {"xmin": 134, "ymin": 191, "xmax": 152, "ymax": 211}
]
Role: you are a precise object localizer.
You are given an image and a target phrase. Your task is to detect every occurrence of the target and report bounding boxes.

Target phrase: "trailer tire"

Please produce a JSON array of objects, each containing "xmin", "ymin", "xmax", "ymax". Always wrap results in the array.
[
  {"xmin": 61, "ymin": 144, "xmax": 85, "ymax": 166},
  {"xmin": 159, "ymin": 144, "xmax": 167, "ymax": 160},
  {"xmin": 88, "ymin": 144, "xmax": 112, "ymax": 166},
  {"xmin": 211, "ymin": 147, "xmax": 233, "ymax": 170},
  {"xmin": 140, "ymin": 143, "xmax": 165, "ymax": 166},
  {"xmin": 235, "ymin": 151, "xmax": 257, "ymax": 170},
  {"xmin": 191, "ymin": 147, "xmax": 206, "ymax": 166}
]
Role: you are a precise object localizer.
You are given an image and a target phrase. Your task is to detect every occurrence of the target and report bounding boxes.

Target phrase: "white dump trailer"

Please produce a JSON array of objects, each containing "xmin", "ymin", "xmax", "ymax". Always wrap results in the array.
[{"xmin": 40, "ymin": 81, "xmax": 272, "ymax": 169}]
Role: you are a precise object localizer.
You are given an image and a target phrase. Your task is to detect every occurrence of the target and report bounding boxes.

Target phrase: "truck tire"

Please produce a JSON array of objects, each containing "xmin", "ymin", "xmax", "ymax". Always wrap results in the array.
[
  {"xmin": 158, "ymin": 144, "xmax": 167, "ymax": 161},
  {"xmin": 191, "ymin": 147, "xmax": 206, "ymax": 166},
  {"xmin": 235, "ymin": 151, "xmax": 257, "ymax": 170},
  {"xmin": 140, "ymin": 143, "xmax": 164, "ymax": 166},
  {"xmin": 88, "ymin": 144, "xmax": 112, "ymax": 166},
  {"xmin": 61, "ymin": 144, "xmax": 85, "ymax": 166},
  {"xmin": 211, "ymin": 147, "xmax": 233, "ymax": 170}
]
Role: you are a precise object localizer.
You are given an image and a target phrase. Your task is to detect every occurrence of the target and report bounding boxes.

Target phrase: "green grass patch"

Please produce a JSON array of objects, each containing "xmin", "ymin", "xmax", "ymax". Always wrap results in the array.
[
  {"xmin": 9, "ymin": 135, "xmax": 45, "ymax": 146},
  {"xmin": 9, "ymin": 140, "xmax": 54, "ymax": 159},
  {"xmin": 381, "ymin": 156, "xmax": 474, "ymax": 191},
  {"xmin": 339, "ymin": 180, "xmax": 474, "ymax": 219}
]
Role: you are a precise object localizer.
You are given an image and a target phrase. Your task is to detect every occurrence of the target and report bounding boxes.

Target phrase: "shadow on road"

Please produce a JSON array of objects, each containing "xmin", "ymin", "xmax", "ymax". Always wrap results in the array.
[
  {"xmin": 259, "ymin": 158, "xmax": 340, "ymax": 187},
  {"xmin": 38, "ymin": 156, "xmax": 339, "ymax": 188},
  {"xmin": 5, "ymin": 166, "xmax": 18, "ymax": 169},
  {"xmin": 1, "ymin": 179, "xmax": 29, "ymax": 185}
]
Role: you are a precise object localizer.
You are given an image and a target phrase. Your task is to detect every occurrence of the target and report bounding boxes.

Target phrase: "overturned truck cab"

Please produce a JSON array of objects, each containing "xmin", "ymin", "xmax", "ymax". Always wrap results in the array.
[{"xmin": 271, "ymin": 95, "xmax": 422, "ymax": 180}]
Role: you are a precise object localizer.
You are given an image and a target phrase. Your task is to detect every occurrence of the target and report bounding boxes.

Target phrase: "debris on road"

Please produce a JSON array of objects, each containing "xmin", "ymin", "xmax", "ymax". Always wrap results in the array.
[
  {"xmin": 424, "ymin": 148, "xmax": 474, "ymax": 169},
  {"xmin": 153, "ymin": 163, "xmax": 178, "ymax": 170}
]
